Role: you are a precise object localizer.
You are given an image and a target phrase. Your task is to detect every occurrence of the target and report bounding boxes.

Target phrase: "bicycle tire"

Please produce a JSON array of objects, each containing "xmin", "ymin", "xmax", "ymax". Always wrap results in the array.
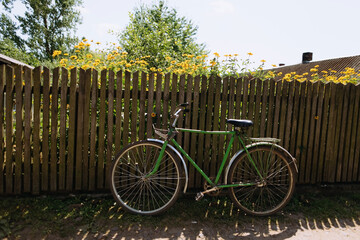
[
  {"xmin": 228, "ymin": 145, "xmax": 296, "ymax": 216},
  {"xmin": 109, "ymin": 140, "xmax": 184, "ymax": 215}
]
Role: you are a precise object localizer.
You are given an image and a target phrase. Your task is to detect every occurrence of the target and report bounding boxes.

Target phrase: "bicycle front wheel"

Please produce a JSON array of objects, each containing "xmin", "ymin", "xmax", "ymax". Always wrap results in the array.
[
  {"xmin": 109, "ymin": 140, "xmax": 183, "ymax": 215},
  {"xmin": 228, "ymin": 145, "xmax": 296, "ymax": 216}
]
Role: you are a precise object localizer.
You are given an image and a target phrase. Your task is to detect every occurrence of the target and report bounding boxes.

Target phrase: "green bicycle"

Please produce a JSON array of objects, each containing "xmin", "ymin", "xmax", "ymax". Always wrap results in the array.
[{"xmin": 109, "ymin": 103, "xmax": 298, "ymax": 216}]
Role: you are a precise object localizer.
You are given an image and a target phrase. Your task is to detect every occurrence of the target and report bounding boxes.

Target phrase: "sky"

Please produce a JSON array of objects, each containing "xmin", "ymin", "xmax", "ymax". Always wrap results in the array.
[{"xmin": 6, "ymin": 0, "xmax": 360, "ymax": 69}]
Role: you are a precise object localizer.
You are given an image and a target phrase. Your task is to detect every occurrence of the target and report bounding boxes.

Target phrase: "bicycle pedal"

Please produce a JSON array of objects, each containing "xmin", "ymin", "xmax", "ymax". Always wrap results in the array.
[{"xmin": 195, "ymin": 192, "xmax": 204, "ymax": 201}]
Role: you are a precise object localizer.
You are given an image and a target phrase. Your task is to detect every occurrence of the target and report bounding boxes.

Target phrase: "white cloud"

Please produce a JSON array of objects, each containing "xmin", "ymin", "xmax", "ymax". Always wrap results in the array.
[{"xmin": 210, "ymin": 0, "xmax": 236, "ymax": 15}]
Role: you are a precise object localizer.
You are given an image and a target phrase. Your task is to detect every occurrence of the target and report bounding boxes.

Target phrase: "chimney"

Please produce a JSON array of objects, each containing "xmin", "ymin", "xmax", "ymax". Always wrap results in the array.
[{"xmin": 302, "ymin": 52, "xmax": 313, "ymax": 64}]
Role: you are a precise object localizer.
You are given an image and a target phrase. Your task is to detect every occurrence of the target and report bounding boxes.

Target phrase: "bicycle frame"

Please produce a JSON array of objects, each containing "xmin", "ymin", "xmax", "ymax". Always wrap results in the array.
[{"xmin": 148, "ymin": 127, "xmax": 263, "ymax": 189}]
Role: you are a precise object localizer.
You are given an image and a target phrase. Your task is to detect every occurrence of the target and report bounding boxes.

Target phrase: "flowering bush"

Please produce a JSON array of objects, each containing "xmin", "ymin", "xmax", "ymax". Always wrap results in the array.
[
  {"xmin": 265, "ymin": 65, "xmax": 360, "ymax": 85},
  {"xmin": 53, "ymin": 39, "xmax": 360, "ymax": 85},
  {"xmin": 52, "ymin": 39, "xmax": 266, "ymax": 77}
]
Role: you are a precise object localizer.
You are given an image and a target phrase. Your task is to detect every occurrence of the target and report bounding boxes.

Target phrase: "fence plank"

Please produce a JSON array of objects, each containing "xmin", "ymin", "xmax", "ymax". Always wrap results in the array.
[
  {"xmin": 155, "ymin": 73, "xmax": 162, "ymax": 128},
  {"xmin": 266, "ymin": 79, "xmax": 276, "ymax": 138},
  {"xmin": 82, "ymin": 69, "xmax": 92, "ymax": 189},
  {"xmin": 138, "ymin": 72, "xmax": 146, "ymax": 141},
  {"xmin": 260, "ymin": 79, "xmax": 269, "ymax": 137},
  {"xmin": 184, "ymin": 75, "xmax": 194, "ymax": 187},
  {"xmin": 272, "ymin": 80, "xmax": 282, "ymax": 139},
  {"xmin": 204, "ymin": 75, "xmax": 214, "ymax": 175},
  {"xmin": 284, "ymin": 80, "xmax": 294, "ymax": 150},
  {"xmin": 191, "ymin": 75, "xmax": 201, "ymax": 188},
  {"xmin": 177, "ymin": 75, "xmax": 186, "ymax": 143},
  {"xmin": 131, "ymin": 72, "xmax": 139, "ymax": 142},
  {"xmin": 146, "ymin": 73, "xmax": 155, "ymax": 139},
  {"xmin": 211, "ymin": 76, "xmax": 221, "ymax": 177},
  {"xmin": 296, "ymin": 81, "xmax": 307, "ymax": 183},
  {"xmin": 0, "ymin": 66, "xmax": 5, "ymax": 194},
  {"xmin": 0, "ymin": 66, "xmax": 4, "ymax": 194},
  {"xmin": 66, "ymin": 68, "xmax": 77, "ymax": 191},
  {"xmin": 59, "ymin": 68, "xmax": 68, "ymax": 190},
  {"xmin": 317, "ymin": 83, "xmax": 331, "ymax": 182},
  {"xmin": 218, "ymin": 76, "xmax": 228, "ymax": 161},
  {"xmin": 342, "ymin": 84, "xmax": 355, "ymax": 182},
  {"xmin": 5, "ymin": 66, "xmax": 14, "ymax": 194},
  {"xmin": 115, "ymin": 71, "xmax": 123, "ymax": 150},
  {"xmin": 353, "ymin": 85, "xmax": 360, "ymax": 181},
  {"xmin": 304, "ymin": 81, "xmax": 317, "ymax": 183},
  {"xmin": 311, "ymin": 82, "xmax": 325, "ymax": 183},
  {"xmin": 170, "ymin": 74, "xmax": 178, "ymax": 117},
  {"xmin": 332, "ymin": 84, "xmax": 345, "ymax": 182},
  {"xmin": 196, "ymin": 75, "xmax": 207, "ymax": 184},
  {"xmin": 23, "ymin": 67, "xmax": 32, "ymax": 193},
  {"xmin": 247, "ymin": 79, "xmax": 256, "ymax": 136},
  {"xmin": 42, "ymin": 67, "xmax": 50, "ymax": 191},
  {"xmin": 278, "ymin": 80, "xmax": 289, "ymax": 146},
  {"xmin": 97, "ymin": 70, "xmax": 107, "ymax": 189},
  {"xmin": 50, "ymin": 68, "xmax": 60, "ymax": 191},
  {"xmin": 253, "ymin": 79, "xmax": 262, "ymax": 137},
  {"xmin": 14, "ymin": 66, "xmax": 23, "ymax": 194},
  {"xmin": 105, "ymin": 70, "xmax": 115, "ymax": 187},
  {"xmin": 162, "ymin": 73, "xmax": 171, "ymax": 129},
  {"xmin": 123, "ymin": 71, "xmax": 131, "ymax": 145},
  {"xmin": 75, "ymin": 69, "xmax": 85, "ymax": 190},
  {"xmin": 241, "ymin": 78, "xmax": 249, "ymax": 119},
  {"xmin": 336, "ymin": 84, "xmax": 350, "ymax": 182},
  {"xmin": 350, "ymin": 84, "xmax": 360, "ymax": 181},
  {"xmin": 89, "ymin": 70, "xmax": 98, "ymax": 191}
]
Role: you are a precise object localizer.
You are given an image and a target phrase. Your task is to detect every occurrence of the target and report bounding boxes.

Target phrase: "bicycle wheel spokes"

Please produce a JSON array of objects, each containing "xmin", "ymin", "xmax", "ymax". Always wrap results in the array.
[
  {"xmin": 229, "ymin": 145, "xmax": 295, "ymax": 216},
  {"xmin": 110, "ymin": 141, "xmax": 182, "ymax": 215}
]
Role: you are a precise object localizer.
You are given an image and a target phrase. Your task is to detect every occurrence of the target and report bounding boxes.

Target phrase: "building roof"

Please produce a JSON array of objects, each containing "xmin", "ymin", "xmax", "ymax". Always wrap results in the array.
[
  {"xmin": 269, "ymin": 54, "xmax": 360, "ymax": 79},
  {"xmin": 0, "ymin": 53, "xmax": 34, "ymax": 69}
]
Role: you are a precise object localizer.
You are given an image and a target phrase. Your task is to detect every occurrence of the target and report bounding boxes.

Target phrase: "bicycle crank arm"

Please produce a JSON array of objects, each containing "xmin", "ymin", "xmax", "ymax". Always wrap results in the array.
[{"xmin": 195, "ymin": 187, "xmax": 220, "ymax": 201}]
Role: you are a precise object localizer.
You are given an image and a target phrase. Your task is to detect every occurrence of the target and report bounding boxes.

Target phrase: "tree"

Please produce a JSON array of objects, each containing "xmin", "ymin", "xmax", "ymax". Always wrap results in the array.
[
  {"xmin": 0, "ymin": 0, "xmax": 83, "ymax": 61},
  {"xmin": 117, "ymin": 0, "xmax": 208, "ymax": 70}
]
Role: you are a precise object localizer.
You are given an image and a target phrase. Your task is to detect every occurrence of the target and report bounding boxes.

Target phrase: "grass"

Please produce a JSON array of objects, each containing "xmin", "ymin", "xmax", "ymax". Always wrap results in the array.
[{"xmin": 1, "ymin": 189, "xmax": 360, "ymax": 239}]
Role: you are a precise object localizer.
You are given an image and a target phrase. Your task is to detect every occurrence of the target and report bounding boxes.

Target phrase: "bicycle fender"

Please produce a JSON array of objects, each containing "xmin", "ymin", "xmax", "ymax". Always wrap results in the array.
[
  {"xmin": 147, "ymin": 138, "xmax": 189, "ymax": 193},
  {"xmin": 224, "ymin": 142, "xmax": 298, "ymax": 185}
]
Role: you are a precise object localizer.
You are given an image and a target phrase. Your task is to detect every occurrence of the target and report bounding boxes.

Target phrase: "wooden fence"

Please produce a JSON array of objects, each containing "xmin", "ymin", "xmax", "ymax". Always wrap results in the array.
[{"xmin": 0, "ymin": 65, "xmax": 359, "ymax": 195}]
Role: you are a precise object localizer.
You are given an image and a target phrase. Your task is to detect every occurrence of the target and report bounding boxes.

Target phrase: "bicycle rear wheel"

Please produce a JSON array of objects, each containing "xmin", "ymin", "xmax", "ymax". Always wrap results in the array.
[
  {"xmin": 228, "ymin": 145, "xmax": 296, "ymax": 216},
  {"xmin": 109, "ymin": 140, "xmax": 183, "ymax": 215}
]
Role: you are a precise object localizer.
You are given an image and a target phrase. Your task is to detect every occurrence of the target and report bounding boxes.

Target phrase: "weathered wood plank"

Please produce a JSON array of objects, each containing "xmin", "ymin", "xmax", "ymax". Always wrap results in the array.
[
  {"xmin": 349, "ymin": 84, "xmax": 360, "ymax": 181},
  {"xmin": 204, "ymin": 75, "xmax": 215, "ymax": 175},
  {"xmin": 97, "ymin": 70, "xmax": 107, "ymax": 189},
  {"xmin": 146, "ymin": 73, "xmax": 155, "ymax": 139},
  {"xmin": 82, "ymin": 69, "xmax": 92, "ymax": 189},
  {"xmin": 105, "ymin": 70, "xmax": 115, "ymax": 187},
  {"xmin": 66, "ymin": 68, "xmax": 77, "ymax": 191},
  {"xmin": 23, "ymin": 67, "xmax": 32, "ymax": 193},
  {"xmin": 89, "ymin": 70, "xmax": 98, "ymax": 191},
  {"xmin": 123, "ymin": 71, "xmax": 131, "ymax": 145},
  {"xmin": 155, "ymin": 73, "xmax": 162, "ymax": 128},
  {"xmin": 0, "ymin": 66, "xmax": 5, "ymax": 194},
  {"xmin": 5, "ymin": 66, "xmax": 14, "ymax": 194},
  {"xmin": 130, "ymin": 72, "xmax": 139, "ymax": 142},
  {"xmin": 14, "ymin": 66, "xmax": 23, "ymax": 194},
  {"xmin": 50, "ymin": 68, "xmax": 60, "ymax": 191},
  {"xmin": 138, "ymin": 72, "xmax": 146, "ymax": 141},
  {"xmin": 75, "ymin": 69, "xmax": 85, "ymax": 190},
  {"xmin": 115, "ymin": 70, "xmax": 123, "ymax": 150},
  {"xmin": 311, "ymin": 82, "xmax": 325, "ymax": 184},
  {"xmin": 191, "ymin": 75, "xmax": 201, "ymax": 188},
  {"xmin": 211, "ymin": 76, "xmax": 221, "ymax": 177},
  {"xmin": 162, "ymin": 73, "xmax": 171, "ymax": 129},
  {"xmin": 59, "ymin": 68, "xmax": 68, "ymax": 190}
]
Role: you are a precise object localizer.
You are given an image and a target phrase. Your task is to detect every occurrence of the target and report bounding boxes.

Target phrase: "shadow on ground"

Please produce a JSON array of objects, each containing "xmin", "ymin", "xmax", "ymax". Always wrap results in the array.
[{"xmin": 1, "ymin": 190, "xmax": 360, "ymax": 239}]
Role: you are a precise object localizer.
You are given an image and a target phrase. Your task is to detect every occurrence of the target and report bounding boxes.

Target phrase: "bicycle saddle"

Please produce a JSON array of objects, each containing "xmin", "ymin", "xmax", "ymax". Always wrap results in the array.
[{"xmin": 226, "ymin": 119, "xmax": 253, "ymax": 128}]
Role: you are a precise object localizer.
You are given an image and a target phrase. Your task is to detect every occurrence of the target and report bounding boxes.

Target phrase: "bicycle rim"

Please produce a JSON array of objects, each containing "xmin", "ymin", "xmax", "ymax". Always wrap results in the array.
[
  {"xmin": 110, "ymin": 141, "xmax": 182, "ymax": 215},
  {"xmin": 228, "ymin": 146, "xmax": 295, "ymax": 216}
]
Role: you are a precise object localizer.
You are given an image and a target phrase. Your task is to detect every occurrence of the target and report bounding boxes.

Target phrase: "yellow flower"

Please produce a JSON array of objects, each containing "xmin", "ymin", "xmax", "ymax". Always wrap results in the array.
[
  {"xmin": 272, "ymin": 64, "xmax": 277, "ymax": 67},
  {"xmin": 83, "ymin": 39, "xmax": 88, "ymax": 42},
  {"xmin": 86, "ymin": 54, "xmax": 93, "ymax": 59},
  {"xmin": 96, "ymin": 42, "xmax": 101, "ymax": 45},
  {"xmin": 310, "ymin": 68, "xmax": 318, "ymax": 72},
  {"xmin": 214, "ymin": 52, "xmax": 220, "ymax": 57},
  {"xmin": 52, "ymin": 50, "xmax": 61, "ymax": 58},
  {"xmin": 70, "ymin": 55, "xmax": 77, "ymax": 60},
  {"xmin": 247, "ymin": 52, "xmax": 253, "ymax": 56},
  {"xmin": 260, "ymin": 59, "xmax": 266, "ymax": 63}
]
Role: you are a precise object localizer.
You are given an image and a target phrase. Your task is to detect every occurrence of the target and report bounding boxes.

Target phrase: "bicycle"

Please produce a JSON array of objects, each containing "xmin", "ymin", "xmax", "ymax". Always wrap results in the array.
[{"xmin": 109, "ymin": 103, "xmax": 298, "ymax": 216}]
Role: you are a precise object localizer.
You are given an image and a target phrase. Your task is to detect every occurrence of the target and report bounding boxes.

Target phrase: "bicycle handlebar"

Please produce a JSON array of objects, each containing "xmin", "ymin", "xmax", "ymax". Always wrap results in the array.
[{"xmin": 171, "ymin": 102, "xmax": 189, "ymax": 127}]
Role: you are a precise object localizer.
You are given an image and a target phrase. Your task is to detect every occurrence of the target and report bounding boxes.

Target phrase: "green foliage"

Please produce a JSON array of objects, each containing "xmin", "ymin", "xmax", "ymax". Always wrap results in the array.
[
  {"xmin": 116, "ymin": 0, "xmax": 208, "ymax": 70},
  {"xmin": 0, "ymin": 38, "xmax": 39, "ymax": 65},
  {"xmin": 1, "ymin": 0, "xmax": 83, "ymax": 61}
]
